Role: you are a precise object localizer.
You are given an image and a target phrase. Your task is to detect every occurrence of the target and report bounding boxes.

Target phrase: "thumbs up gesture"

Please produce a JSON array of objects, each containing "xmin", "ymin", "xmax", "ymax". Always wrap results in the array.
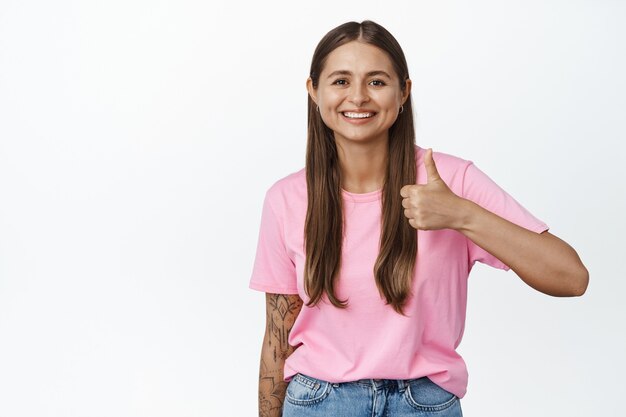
[{"xmin": 400, "ymin": 148, "xmax": 466, "ymax": 231}]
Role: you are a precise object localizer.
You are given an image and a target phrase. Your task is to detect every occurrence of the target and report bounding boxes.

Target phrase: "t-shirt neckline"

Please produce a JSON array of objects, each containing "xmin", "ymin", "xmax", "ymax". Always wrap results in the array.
[
  {"xmin": 322, "ymin": 144, "xmax": 423, "ymax": 203},
  {"xmin": 341, "ymin": 188, "xmax": 383, "ymax": 203}
]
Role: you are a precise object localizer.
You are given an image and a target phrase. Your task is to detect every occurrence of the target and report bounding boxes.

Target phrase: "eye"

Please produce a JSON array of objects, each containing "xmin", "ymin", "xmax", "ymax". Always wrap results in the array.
[
  {"xmin": 332, "ymin": 79, "xmax": 347, "ymax": 85},
  {"xmin": 370, "ymin": 79, "xmax": 386, "ymax": 86}
]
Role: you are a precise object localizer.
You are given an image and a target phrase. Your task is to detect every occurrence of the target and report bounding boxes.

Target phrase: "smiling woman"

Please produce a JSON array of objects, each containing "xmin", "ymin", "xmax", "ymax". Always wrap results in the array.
[
  {"xmin": 248, "ymin": 19, "xmax": 588, "ymax": 417},
  {"xmin": 307, "ymin": 41, "xmax": 410, "ymax": 155}
]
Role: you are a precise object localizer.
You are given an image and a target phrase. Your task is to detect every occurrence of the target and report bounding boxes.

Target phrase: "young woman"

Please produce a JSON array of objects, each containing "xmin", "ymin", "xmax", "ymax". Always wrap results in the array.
[{"xmin": 249, "ymin": 20, "xmax": 589, "ymax": 417}]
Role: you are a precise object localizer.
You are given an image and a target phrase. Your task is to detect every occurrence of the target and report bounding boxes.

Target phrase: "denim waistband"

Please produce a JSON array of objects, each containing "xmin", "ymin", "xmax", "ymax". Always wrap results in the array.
[
  {"xmin": 337, "ymin": 377, "xmax": 425, "ymax": 392},
  {"xmin": 295, "ymin": 372, "xmax": 428, "ymax": 392}
]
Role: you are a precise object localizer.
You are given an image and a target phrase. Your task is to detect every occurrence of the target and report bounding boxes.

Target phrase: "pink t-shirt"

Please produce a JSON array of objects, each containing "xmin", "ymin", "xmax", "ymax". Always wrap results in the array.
[{"xmin": 248, "ymin": 145, "xmax": 549, "ymax": 399}]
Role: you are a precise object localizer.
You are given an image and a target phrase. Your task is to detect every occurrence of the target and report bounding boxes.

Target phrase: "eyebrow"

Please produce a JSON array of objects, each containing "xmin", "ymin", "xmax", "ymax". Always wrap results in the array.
[{"xmin": 326, "ymin": 70, "xmax": 392, "ymax": 79}]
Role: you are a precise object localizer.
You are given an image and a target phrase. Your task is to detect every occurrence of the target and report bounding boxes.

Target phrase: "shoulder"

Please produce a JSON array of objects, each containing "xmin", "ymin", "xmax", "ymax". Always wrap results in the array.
[{"xmin": 264, "ymin": 167, "xmax": 307, "ymax": 209}]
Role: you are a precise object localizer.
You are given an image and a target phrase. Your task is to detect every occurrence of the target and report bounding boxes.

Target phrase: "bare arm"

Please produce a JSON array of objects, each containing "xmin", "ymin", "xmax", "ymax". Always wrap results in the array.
[
  {"xmin": 401, "ymin": 148, "xmax": 589, "ymax": 297},
  {"xmin": 258, "ymin": 293, "xmax": 303, "ymax": 417},
  {"xmin": 457, "ymin": 198, "xmax": 589, "ymax": 297}
]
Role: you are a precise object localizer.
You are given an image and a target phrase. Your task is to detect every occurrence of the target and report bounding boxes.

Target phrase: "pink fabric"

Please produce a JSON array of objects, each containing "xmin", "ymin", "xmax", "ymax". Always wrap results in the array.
[{"xmin": 249, "ymin": 145, "xmax": 549, "ymax": 399}]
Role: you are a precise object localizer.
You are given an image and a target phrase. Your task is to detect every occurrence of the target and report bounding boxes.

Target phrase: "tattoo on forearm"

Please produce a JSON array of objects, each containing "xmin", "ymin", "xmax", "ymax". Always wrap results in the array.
[
  {"xmin": 259, "ymin": 358, "xmax": 288, "ymax": 417},
  {"xmin": 259, "ymin": 294, "xmax": 303, "ymax": 417},
  {"xmin": 267, "ymin": 294, "xmax": 303, "ymax": 359}
]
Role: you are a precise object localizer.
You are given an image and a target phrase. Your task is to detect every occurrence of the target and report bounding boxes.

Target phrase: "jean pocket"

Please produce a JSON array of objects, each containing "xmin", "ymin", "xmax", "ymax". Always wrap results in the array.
[
  {"xmin": 285, "ymin": 373, "xmax": 332, "ymax": 406},
  {"xmin": 403, "ymin": 376, "xmax": 458, "ymax": 412}
]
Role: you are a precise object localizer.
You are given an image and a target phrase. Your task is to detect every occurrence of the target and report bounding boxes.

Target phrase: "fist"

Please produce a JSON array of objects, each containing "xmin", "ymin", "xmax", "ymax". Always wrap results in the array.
[{"xmin": 400, "ymin": 148, "xmax": 465, "ymax": 231}]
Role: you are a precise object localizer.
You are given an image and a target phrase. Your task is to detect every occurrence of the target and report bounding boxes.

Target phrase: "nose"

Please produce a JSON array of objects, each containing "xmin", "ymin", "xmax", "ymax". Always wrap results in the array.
[{"xmin": 348, "ymin": 82, "xmax": 369, "ymax": 106}]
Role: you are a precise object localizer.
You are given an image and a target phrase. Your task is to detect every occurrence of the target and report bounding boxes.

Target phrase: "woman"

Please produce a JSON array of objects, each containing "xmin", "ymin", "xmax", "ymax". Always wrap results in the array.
[{"xmin": 249, "ymin": 20, "xmax": 588, "ymax": 417}]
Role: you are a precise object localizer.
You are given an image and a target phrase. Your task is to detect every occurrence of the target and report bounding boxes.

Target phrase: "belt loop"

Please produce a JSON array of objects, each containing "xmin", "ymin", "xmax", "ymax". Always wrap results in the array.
[
  {"xmin": 398, "ymin": 379, "xmax": 407, "ymax": 393},
  {"xmin": 371, "ymin": 379, "xmax": 385, "ymax": 390}
]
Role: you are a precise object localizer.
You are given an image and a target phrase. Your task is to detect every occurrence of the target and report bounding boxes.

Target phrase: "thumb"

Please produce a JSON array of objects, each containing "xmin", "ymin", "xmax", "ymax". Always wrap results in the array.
[{"xmin": 424, "ymin": 148, "xmax": 441, "ymax": 183}]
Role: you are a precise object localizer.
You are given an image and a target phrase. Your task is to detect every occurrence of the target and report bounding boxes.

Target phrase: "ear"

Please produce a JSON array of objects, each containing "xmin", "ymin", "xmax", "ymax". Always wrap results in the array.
[
  {"xmin": 306, "ymin": 77, "xmax": 318, "ymax": 105},
  {"xmin": 401, "ymin": 78, "xmax": 412, "ymax": 105}
]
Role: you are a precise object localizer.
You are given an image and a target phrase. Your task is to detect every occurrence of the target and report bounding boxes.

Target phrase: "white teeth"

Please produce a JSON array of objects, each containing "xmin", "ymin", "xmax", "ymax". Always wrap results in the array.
[{"xmin": 343, "ymin": 112, "xmax": 374, "ymax": 119}]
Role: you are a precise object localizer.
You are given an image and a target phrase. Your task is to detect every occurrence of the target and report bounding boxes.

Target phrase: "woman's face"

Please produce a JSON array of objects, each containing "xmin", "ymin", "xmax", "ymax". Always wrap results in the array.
[{"xmin": 307, "ymin": 40, "xmax": 411, "ymax": 146}]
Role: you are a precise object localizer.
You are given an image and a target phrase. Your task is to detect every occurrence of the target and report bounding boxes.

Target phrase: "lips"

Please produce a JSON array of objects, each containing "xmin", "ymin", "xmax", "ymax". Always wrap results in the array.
[
  {"xmin": 342, "ymin": 112, "xmax": 375, "ymax": 119},
  {"xmin": 341, "ymin": 111, "xmax": 377, "ymax": 119}
]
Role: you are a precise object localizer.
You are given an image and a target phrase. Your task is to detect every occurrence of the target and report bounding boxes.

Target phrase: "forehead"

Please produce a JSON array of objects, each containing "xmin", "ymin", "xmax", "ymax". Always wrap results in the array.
[{"xmin": 321, "ymin": 41, "xmax": 394, "ymax": 76}]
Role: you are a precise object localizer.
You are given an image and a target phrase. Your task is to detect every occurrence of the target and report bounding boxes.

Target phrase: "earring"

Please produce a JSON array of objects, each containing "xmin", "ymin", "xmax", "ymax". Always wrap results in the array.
[
  {"xmin": 316, "ymin": 105, "xmax": 320, "ymax": 112},
  {"xmin": 399, "ymin": 105, "xmax": 404, "ymax": 114}
]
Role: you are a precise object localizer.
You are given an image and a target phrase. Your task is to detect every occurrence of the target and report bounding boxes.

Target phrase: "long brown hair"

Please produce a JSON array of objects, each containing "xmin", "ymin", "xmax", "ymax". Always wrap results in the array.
[{"xmin": 304, "ymin": 20, "xmax": 417, "ymax": 316}]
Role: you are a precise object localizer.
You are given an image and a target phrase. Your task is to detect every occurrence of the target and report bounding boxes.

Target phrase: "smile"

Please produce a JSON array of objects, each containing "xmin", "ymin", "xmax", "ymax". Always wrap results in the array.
[{"xmin": 342, "ymin": 111, "xmax": 376, "ymax": 119}]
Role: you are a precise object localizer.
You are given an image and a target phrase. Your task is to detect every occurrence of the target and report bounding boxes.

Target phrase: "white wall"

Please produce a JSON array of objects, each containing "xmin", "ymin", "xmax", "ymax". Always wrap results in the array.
[{"xmin": 0, "ymin": 1, "xmax": 624, "ymax": 416}]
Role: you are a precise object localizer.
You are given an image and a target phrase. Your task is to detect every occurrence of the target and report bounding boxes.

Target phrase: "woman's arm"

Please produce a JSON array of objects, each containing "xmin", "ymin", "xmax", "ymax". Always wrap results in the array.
[
  {"xmin": 258, "ymin": 293, "xmax": 303, "ymax": 417},
  {"xmin": 457, "ymin": 198, "xmax": 589, "ymax": 297},
  {"xmin": 401, "ymin": 148, "xmax": 589, "ymax": 297}
]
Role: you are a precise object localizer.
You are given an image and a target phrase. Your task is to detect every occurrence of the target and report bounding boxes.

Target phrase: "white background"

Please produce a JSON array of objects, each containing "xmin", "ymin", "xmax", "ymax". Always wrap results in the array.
[{"xmin": 1, "ymin": 1, "xmax": 624, "ymax": 416}]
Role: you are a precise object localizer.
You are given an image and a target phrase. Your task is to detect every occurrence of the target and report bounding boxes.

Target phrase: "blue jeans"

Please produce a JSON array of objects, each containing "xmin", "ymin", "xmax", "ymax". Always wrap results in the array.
[{"xmin": 282, "ymin": 373, "xmax": 463, "ymax": 417}]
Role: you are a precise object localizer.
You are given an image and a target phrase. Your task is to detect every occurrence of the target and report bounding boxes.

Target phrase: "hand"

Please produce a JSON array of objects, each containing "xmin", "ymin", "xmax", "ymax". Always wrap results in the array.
[{"xmin": 400, "ymin": 148, "xmax": 466, "ymax": 231}]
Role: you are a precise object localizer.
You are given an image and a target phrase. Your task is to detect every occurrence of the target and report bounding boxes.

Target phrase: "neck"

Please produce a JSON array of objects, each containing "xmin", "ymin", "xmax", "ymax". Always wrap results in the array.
[{"xmin": 335, "ymin": 137, "xmax": 388, "ymax": 194}]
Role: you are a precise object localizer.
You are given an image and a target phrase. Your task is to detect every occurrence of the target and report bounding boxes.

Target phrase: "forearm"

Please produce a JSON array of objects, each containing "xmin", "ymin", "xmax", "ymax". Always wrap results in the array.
[
  {"xmin": 258, "ymin": 293, "xmax": 303, "ymax": 417},
  {"xmin": 456, "ymin": 198, "xmax": 589, "ymax": 297},
  {"xmin": 258, "ymin": 336, "xmax": 292, "ymax": 417}
]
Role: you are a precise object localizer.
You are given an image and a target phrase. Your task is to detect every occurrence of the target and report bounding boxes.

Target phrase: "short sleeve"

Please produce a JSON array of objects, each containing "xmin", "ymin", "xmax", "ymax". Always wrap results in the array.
[
  {"xmin": 461, "ymin": 161, "xmax": 550, "ymax": 271},
  {"xmin": 248, "ymin": 188, "xmax": 299, "ymax": 294}
]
